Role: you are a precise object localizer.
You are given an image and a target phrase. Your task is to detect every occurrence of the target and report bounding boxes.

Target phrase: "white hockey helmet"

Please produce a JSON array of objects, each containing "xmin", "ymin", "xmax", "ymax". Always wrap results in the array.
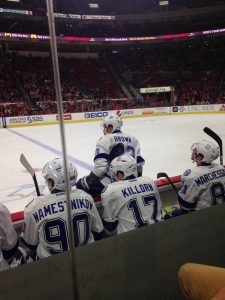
[
  {"xmin": 102, "ymin": 114, "xmax": 123, "ymax": 134},
  {"xmin": 109, "ymin": 154, "xmax": 137, "ymax": 182},
  {"xmin": 191, "ymin": 140, "xmax": 219, "ymax": 164},
  {"xmin": 42, "ymin": 158, "xmax": 78, "ymax": 191}
]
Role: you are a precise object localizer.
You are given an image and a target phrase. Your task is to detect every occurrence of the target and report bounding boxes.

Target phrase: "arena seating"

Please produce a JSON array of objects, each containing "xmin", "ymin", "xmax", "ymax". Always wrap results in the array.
[
  {"xmin": 1, "ymin": 42, "xmax": 225, "ymax": 116},
  {"xmin": 0, "ymin": 62, "xmax": 31, "ymax": 117}
]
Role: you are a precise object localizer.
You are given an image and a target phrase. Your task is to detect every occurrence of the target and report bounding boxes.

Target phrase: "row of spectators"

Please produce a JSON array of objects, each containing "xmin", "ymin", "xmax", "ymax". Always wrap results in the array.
[{"xmin": 1, "ymin": 42, "xmax": 225, "ymax": 117}]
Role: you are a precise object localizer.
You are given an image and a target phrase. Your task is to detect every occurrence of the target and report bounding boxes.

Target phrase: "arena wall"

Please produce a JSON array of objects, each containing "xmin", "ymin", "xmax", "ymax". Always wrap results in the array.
[
  {"xmin": 1, "ymin": 103, "xmax": 225, "ymax": 128},
  {"xmin": 1, "ymin": 203, "xmax": 225, "ymax": 300}
]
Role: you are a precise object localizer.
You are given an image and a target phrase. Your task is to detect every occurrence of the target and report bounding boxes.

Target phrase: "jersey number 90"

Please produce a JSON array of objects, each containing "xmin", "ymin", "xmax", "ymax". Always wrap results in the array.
[{"xmin": 43, "ymin": 212, "xmax": 90, "ymax": 255}]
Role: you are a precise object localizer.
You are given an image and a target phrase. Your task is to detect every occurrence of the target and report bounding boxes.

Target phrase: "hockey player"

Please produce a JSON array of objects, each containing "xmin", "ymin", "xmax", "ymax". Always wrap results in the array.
[
  {"xmin": 76, "ymin": 114, "xmax": 145, "ymax": 197},
  {"xmin": 165, "ymin": 140, "xmax": 225, "ymax": 219},
  {"xmin": 0, "ymin": 203, "xmax": 25, "ymax": 271},
  {"xmin": 21, "ymin": 158, "xmax": 104, "ymax": 260},
  {"xmin": 101, "ymin": 154, "xmax": 162, "ymax": 235}
]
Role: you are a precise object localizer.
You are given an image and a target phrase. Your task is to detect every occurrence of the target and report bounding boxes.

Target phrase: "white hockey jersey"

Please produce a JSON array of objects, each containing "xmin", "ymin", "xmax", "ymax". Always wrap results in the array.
[
  {"xmin": 0, "ymin": 203, "xmax": 18, "ymax": 271},
  {"xmin": 93, "ymin": 131, "xmax": 145, "ymax": 185},
  {"xmin": 21, "ymin": 189, "xmax": 103, "ymax": 259},
  {"xmin": 101, "ymin": 176, "xmax": 163, "ymax": 234},
  {"xmin": 178, "ymin": 163, "xmax": 225, "ymax": 211}
]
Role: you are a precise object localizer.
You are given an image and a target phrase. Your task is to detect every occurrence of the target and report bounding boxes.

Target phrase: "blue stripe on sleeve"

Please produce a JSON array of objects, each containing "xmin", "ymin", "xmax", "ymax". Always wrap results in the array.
[
  {"xmin": 94, "ymin": 153, "xmax": 109, "ymax": 161},
  {"xmin": 178, "ymin": 195, "xmax": 196, "ymax": 210},
  {"xmin": 102, "ymin": 219, "xmax": 118, "ymax": 232},
  {"xmin": 20, "ymin": 238, "xmax": 38, "ymax": 251},
  {"xmin": 137, "ymin": 156, "xmax": 145, "ymax": 163},
  {"xmin": 2, "ymin": 240, "xmax": 19, "ymax": 259}
]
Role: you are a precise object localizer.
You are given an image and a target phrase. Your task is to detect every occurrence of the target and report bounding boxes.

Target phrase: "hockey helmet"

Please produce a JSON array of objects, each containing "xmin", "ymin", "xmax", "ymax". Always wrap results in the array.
[
  {"xmin": 101, "ymin": 114, "xmax": 123, "ymax": 134},
  {"xmin": 109, "ymin": 154, "xmax": 137, "ymax": 182},
  {"xmin": 191, "ymin": 140, "xmax": 219, "ymax": 164},
  {"xmin": 42, "ymin": 158, "xmax": 78, "ymax": 191}
]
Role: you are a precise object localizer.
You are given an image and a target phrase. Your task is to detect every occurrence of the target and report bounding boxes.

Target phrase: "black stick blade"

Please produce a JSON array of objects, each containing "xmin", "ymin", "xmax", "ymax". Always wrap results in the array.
[
  {"xmin": 157, "ymin": 172, "xmax": 167, "ymax": 179},
  {"xmin": 157, "ymin": 172, "xmax": 178, "ymax": 195},
  {"xmin": 203, "ymin": 127, "xmax": 223, "ymax": 165}
]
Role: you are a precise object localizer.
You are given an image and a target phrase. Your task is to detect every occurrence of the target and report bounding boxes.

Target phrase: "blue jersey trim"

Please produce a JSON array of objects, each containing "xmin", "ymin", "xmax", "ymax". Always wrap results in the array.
[
  {"xmin": 178, "ymin": 195, "xmax": 196, "ymax": 210},
  {"xmin": 113, "ymin": 130, "xmax": 122, "ymax": 134},
  {"xmin": 92, "ymin": 230, "xmax": 104, "ymax": 241},
  {"xmin": 137, "ymin": 156, "xmax": 145, "ymax": 164},
  {"xmin": 102, "ymin": 219, "xmax": 118, "ymax": 232},
  {"xmin": 21, "ymin": 238, "xmax": 38, "ymax": 251},
  {"xmin": 94, "ymin": 153, "xmax": 109, "ymax": 161},
  {"xmin": 2, "ymin": 240, "xmax": 19, "ymax": 259}
]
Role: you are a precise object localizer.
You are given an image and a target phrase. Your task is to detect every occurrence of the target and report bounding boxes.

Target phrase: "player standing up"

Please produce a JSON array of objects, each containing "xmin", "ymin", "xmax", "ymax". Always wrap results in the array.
[
  {"xmin": 76, "ymin": 114, "xmax": 145, "ymax": 197},
  {"xmin": 165, "ymin": 140, "xmax": 225, "ymax": 219},
  {"xmin": 101, "ymin": 154, "xmax": 162, "ymax": 235},
  {"xmin": 21, "ymin": 158, "xmax": 104, "ymax": 260},
  {"xmin": 0, "ymin": 203, "xmax": 25, "ymax": 271}
]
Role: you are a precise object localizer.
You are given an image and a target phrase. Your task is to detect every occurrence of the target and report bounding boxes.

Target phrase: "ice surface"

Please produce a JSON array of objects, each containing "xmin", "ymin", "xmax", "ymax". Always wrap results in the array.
[{"xmin": 1, "ymin": 114, "xmax": 224, "ymax": 213}]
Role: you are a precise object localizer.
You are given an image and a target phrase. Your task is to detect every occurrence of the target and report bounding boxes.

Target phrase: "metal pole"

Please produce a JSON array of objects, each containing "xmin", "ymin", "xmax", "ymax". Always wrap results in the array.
[{"xmin": 46, "ymin": 1, "xmax": 78, "ymax": 299}]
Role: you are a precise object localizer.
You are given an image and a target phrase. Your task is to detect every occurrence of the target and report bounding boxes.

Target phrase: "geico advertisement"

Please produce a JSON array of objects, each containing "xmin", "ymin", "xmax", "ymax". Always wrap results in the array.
[{"xmin": 84, "ymin": 111, "xmax": 108, "ymax": 119}]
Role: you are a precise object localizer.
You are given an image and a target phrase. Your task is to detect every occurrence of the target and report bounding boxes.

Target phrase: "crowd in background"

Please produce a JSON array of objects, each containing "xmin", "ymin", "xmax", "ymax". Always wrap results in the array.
[{"xmin": 1, "ymin": 42, "xmax": 225, "ymax": 117}]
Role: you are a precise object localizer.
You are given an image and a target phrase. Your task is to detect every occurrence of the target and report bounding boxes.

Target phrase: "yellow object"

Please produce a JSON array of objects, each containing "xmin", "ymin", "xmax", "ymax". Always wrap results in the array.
[{"xmin": 178, "ymin": 263, "xmax": 225, "ymax": 300}]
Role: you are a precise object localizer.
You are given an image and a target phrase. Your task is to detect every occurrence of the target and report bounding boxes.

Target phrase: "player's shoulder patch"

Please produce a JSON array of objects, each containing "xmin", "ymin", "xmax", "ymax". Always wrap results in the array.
[{"xmin": 183, "ymin": 169, "xmax": 192, "ymax": 177}]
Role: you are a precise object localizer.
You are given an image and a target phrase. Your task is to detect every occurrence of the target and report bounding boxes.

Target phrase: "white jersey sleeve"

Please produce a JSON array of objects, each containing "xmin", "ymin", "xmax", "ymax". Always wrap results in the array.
[
  {"xmin": 21, "ymin": 198, "xmax": 39, "ymax": 248},
  {"xmin": 92, "ymin": 135, "xmax": 111, "ymax": 178},
  {"xmin": 93, "ymin": 132, "xmax": 145, "ymax": 179},
  {"xmin": 90, "ymin": 201, "xmax": 104, "ymax": 233},
  {"xmin": 178, "ymin": 164, "xmax": 225, "ymax": 211},
  {"xmin": 0, "ymin": 203, "xmax": 18, "ymax": 271},
  {"xmin": 102, "ymin": 176, "xmax": 162, "ymax": 234}
]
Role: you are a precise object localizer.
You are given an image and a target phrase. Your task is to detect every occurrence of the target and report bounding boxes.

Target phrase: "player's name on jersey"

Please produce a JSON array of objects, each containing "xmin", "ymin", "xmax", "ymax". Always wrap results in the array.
[
  {"xmin": 114, "ymin": 136, "xmax": 132, "ymax": 143},
  {"xmin": 121, "ymin": 183, "xmax": 154, "ymax": 198},
  {"xmin": 195, "ymin": 169, "xmax": 225, "ymax": 187},
  {"xmin": 33, "ymin": 198, "xmax": 93, "ymax": 223}
]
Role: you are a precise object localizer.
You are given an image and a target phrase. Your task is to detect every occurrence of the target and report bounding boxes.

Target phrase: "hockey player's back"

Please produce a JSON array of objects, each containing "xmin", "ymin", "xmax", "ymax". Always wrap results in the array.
[
  {"xmin": 21, "ymin": 158, "xmax": 103, "ymax": 260},
  {"xmin": 102, "ymin": 175, "xmax": 162, "ymax": 234}
]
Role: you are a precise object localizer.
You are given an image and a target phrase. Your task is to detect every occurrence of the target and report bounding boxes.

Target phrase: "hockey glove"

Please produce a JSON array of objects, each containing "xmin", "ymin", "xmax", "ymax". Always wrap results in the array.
[
  {"xmin": 76, "ymin": 176, "xmax": 89, "ymax": 192},
  {"xmin": 76, "ymin": 172, "xmax": 105, "ymax": 196},
  {"xmin": 9, "ymin": 247, "xmax": 26, "ymax": 268},
  {"xmin": 26, "ymin": 250, "xmax": 38, "ymax": 263}
]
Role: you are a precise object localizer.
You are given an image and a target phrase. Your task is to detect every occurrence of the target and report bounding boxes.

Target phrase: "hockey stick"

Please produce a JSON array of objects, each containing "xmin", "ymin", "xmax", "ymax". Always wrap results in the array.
[
  {"xmin": 157, "ymin": 172, "xmax": 178, "ymax": 196},
  {"xmin": 20, "ymin": 154, "xmax": 40, "ymax": 196},
  {"xmin": 203, "ymin": 127, "xmax": 223, "ymax": 165}
]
